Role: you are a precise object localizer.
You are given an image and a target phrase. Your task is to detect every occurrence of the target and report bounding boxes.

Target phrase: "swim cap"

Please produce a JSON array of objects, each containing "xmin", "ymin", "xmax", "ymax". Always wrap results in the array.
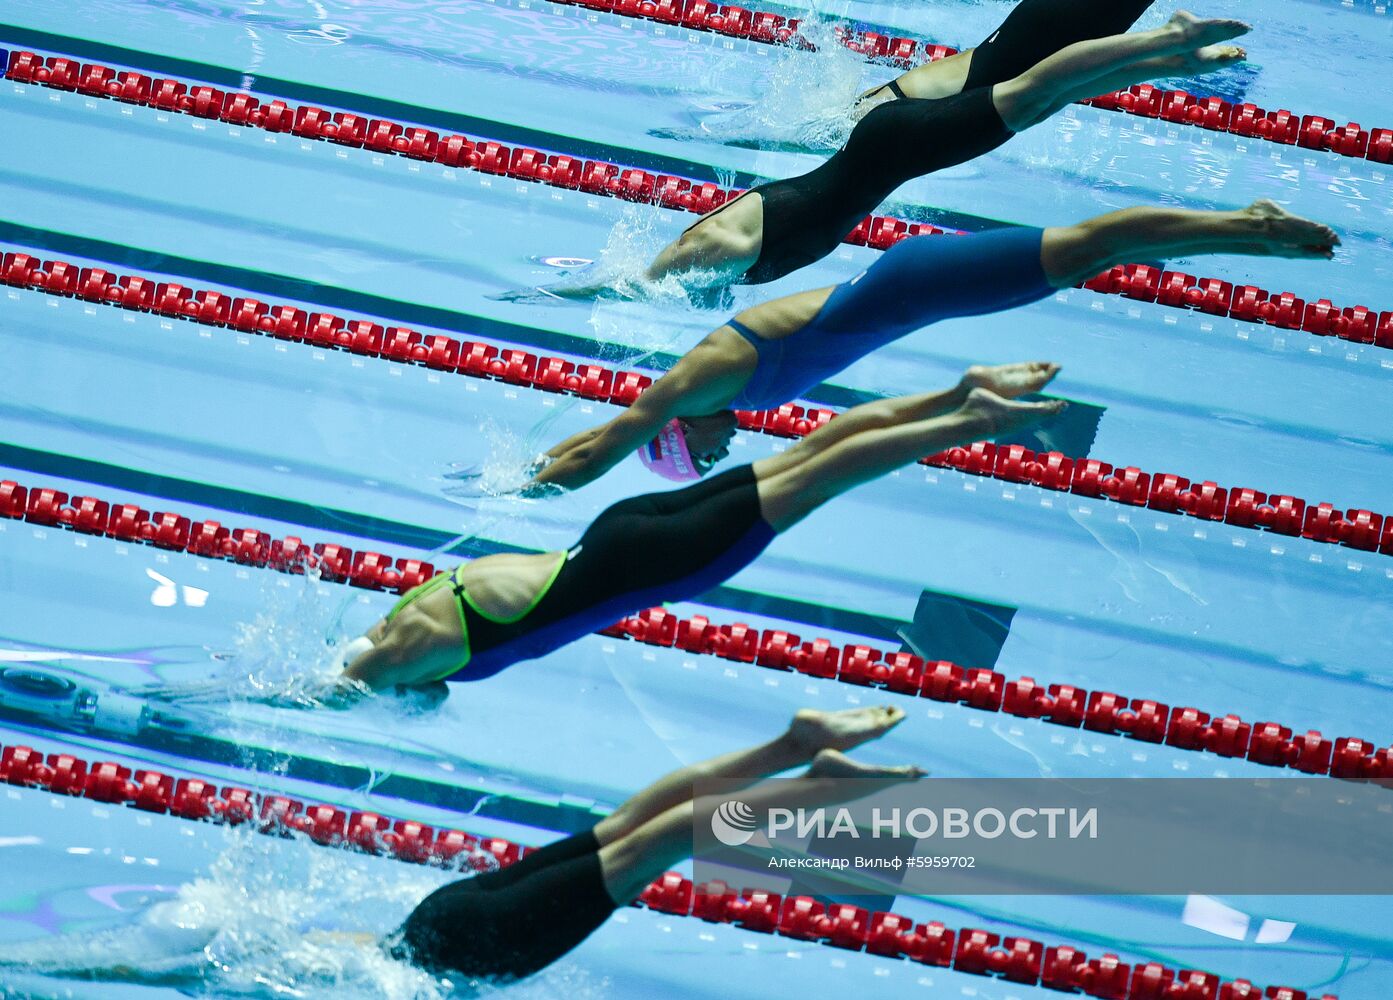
[
  {"xmin": 333, "ymin": 635, "xmax": 375, "ymax": 671},
  {"xmin": 637, "ymin": 419, "xmax": 703, "ymax": 482}
]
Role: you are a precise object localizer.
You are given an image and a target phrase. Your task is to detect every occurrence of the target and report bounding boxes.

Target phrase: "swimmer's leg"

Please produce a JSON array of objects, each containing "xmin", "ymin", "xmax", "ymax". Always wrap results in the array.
[
  {"xmin": 991, "ymin": 12, "xmax": 1250, "ymax": 131},
  {"xmin": 746, "ymin": 363, "xmax": 1059, "ymax": 468},
  {"xmin": 1040, "ymin": 45, "xmax": 1242, "ymax": 110},
  {"xmin": 753, "ymin": 389, "xmax": 1065, "ymax": 531},
  {"xmin": 859, "ymin": 50, "xmax": 974, "ymax": 105},
  {"xmin": 1041, "ymin": 200, "xmax": 1340, "ymax": 287},
  {"xmin": 598, "ymin": 748, "xmax": 923, "ymax": 904},
  {"xmin": 592, "ymin": 705, "xmax": 907, "ymax": 846},
  {"xmin": 863, "ymin": 0, "xmax": 1155, "ymax": 104},
  {"xmin": 961, "ymin": 0, "xmax": 1157, "ymax": 90}
]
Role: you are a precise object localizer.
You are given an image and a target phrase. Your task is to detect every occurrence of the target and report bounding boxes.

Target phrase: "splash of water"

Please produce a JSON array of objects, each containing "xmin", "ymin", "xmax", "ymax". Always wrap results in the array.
[
  {"xmin": 0, "ymin": 821, "xmax": 614, "ymax": 998},
  {"xmin": 461, "ymin": 201, "xmax": 742, "ymax": 500},
  {"xmin": 442, "ymin": 414, "xmax": 563, "ymax": 501},
  {"xmin": 657, "ymin": 19, "xmax": 871, "ymax": 153},
  {"xmin": 192, "ymin": 569, "xmax": 354, "ymax": 709},
  {"xmin": 0, "ymin": 819, "xmax": 614, "ymax": 999},
  {"xmin": 494, "ymin": 202, "xmax": 735, "ymax": 305},
  {"xmin": 129, "ymin": 568, "xmax": 379, "ymax": 716}
]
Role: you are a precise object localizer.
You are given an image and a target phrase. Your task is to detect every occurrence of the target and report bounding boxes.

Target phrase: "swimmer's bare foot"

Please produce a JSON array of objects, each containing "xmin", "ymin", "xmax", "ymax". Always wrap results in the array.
[
  {"xmin": 1172, "ymin": 44, "xmax": 1246, "ymax": 75},
  {"xmin": 788, "ymin": 705, "xmax": 906, "ymax": 755},
  {"xmin": 807, "ymin": 748, "xmax": 926, "ymax": 781},
  {"xmin": 1239, "ymin": 199, "xmax": 1340, "ymax": 259},
  {"xmin": 1166, "ymin": 11, "xmax": 1250, "ymax": 48},
  {"xmin": 961, "ymin": 361, "xmax": 1061, "ymax": 400},
  {"xmin": 960, "ymin": 387, "xmax": 1068, "ymax": 437}
]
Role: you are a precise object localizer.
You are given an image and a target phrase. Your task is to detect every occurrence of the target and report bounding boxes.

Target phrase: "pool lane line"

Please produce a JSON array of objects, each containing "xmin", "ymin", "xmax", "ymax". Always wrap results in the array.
[
  {"xmin": 2, "ymin": 421, "xmax": 1367, "ymax": 694},
  {"xmin": 0, "ymin": 440, "xmax": 909, "ymax": 648},
  {"xmin": 533, "ymin": 0, "xmax": 1392, "ymax": 164},
  {"xmin": 0, "ymin": 23, "xmax": 745, "ymax": 187},
  {"xmin": 0, "ymin": 218, "xmax": 884, "ymax": 414},
  {"xmin": 0, "ymin": 701, "xmax": 605, "ymax": 835},
  {"xmin": 0, "ymin": 27, "xmax": 978, "ymax": 234},
  {"xmin": 6, "ymin": 43, "xmax": 1390, "ymax": 353},
  {"xmin": 5, "ymin": 245, "xmax": 1392, "ymax": 568},
  {"xmin": 4, "ymin": 472, "xmax": 1390, "ymax": 787},
  {"xmin": 0, "ymin": 738, "xmax": 1342, "ymax": 999}
]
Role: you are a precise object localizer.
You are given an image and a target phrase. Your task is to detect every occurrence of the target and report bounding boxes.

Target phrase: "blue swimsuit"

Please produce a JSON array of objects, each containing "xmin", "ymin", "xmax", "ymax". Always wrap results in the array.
[{"xmin": 727, "ymin": 226, "xmax": 1054, "ymax": 411}]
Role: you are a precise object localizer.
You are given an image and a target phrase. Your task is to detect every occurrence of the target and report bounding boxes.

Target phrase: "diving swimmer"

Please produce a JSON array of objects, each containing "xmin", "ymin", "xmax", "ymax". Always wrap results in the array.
[
  {"xmin": 336, "ymin": 370, "xmax": 1068, "ymax": 693},
  {"xmin": 385, "ymin": 705, "xmax": 918, "ymax": 981},
  {"xmin": 533, "ymin": 6, "xmax": 1251, "ymax": 298},
  {"xmin": 0, "ymin": 707, "xmax": 920, "ymax": 987},
  {"xmin": 533, "ymin": 200, "xmax": 1338, "ymax": 492}
]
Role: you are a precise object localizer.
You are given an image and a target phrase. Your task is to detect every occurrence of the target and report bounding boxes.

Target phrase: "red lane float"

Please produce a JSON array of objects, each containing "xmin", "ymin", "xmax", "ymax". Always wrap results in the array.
[
  {"xmin": 6, "ymin": 240, "xmax": 1392, "ymax": 582},
  {"xmin": 7, "ymin": 48, "xmax": 1386, "ymax": 344},
  {"xmin": 542, "ymin": 0, "xmax": 1389, "ymax": 162},
  {"xmin": 5, "ymin": 245, "xmax": 1391, "ymax": 561},
  {"xmin": 0, "ymin": 739, "xmax": 1339, "ymax": 999},
  {"xmin": 4, "ymin": 475, "xmax": 1391, "ymax": 784}
]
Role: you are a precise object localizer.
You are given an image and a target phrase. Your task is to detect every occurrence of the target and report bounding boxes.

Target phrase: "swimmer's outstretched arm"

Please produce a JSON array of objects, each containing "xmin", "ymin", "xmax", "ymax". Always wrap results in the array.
[
  {"xmin": 528, "ymin": 338, "xmax": 749, "ymax": 493},
  {"xmin": 0, "ymin": 926, "xmax": 211, "ymax": 989},
  {"xmin": 496, "ymin": 272, "xmax": 631, "ymax": 303},
  {"xmin": 216, "ymin": 675, "xmax": 376, "ymax": 711},
  {"xmin": 643, "ymin": 192, "xmax": 764, "ymax": 289},
  {"xmin": 526, "ymin": 388, "xmax": 687, "ymax": 493}
]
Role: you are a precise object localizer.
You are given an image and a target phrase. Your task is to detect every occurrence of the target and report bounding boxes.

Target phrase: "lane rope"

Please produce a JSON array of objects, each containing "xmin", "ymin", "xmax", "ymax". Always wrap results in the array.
[
  {"xmin": 3, "ymin": 473, "xmax": 1390, "ymax": 785},
  {"xmin": 6, "ymin": 45, "xmax": 1391, "ymax": 350},
  {"xmin": 5, "ymin": 245, "xmax": 1392, "ymax": 563},
  {"xmin": 0, "ymin": 737, "xmax": 1337, "ymax": 999},
  {"xmin": 539, "ymin": 0, "xmax": 1393, "ymax": 161}
]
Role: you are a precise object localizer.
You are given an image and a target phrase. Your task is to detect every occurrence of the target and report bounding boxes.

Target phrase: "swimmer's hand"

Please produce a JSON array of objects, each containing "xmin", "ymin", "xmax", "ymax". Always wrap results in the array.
[
  {"xmin": 491, "ymin": 270, "xmax": 641, "ymax": 304},
  {"xmin": 488, "ymin": 284, "xmax": 572, "ymax": 304},
  {"xmin": 261, "ymin": 675, "xmax": 372, "ymax": 710},
  {"xmin": 134, "ymin": 672, "xmax": 370, "ymax": 709},
  {"xmin": 443, "ymin": 455, "xmax": 561, "ymax": 502},
  {"xmin": 256, "ymin": 676, "xmax": 449, "ymax": 712},
  {"xmin": 516, "ymin": 480, "xmax": 565, "ymax": 500},
  {"xmin": 517, "ymin": 454, "xmax": 565, "ymax": 498},
  {"xmin": 442, "ymin": 464, "xmax": 483, "ymax": 482},
  {"xmin": 135, "ymin": 679, "xmax": 231, "ymax": 705},
  {"xmin": 396, "ymin": 680, "xmax": 451, "ymax": 712}
]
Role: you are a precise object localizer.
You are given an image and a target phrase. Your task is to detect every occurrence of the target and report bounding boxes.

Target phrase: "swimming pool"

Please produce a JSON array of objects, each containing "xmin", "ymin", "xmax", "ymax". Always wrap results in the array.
[{"xmin": 0, "ymin": 0, "xmax": 1390, "ymax": 995}]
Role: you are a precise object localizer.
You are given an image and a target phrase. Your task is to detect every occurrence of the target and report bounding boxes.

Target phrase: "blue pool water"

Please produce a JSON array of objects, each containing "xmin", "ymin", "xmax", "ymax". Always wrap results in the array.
[{"xmin": 1, "ymin": 0, "xmax": 1391, "ymax": 996}]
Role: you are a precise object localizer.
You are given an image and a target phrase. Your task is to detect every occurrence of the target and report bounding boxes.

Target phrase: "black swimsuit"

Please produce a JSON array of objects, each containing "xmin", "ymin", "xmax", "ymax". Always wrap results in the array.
[
  {"xmin": 963, "ymin": 0, "xmax": 1156, "ymax": 91},
  {"xmin": 387, "ymin": 829, "xmax": 614, "ymax": 982},
  {"xmin": 692, "ymin": 0, "xmax": 1155, "ymax": 285},
  {"xmin": 743, "ymin": 85, "xmax": 1012, "ymax": 284}
]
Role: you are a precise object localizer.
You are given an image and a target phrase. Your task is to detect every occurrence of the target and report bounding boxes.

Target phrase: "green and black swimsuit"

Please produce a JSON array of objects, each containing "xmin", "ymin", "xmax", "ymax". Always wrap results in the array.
[{"xmin": 384, "ymin": 466, "xmax": 775, "ymax": 683}]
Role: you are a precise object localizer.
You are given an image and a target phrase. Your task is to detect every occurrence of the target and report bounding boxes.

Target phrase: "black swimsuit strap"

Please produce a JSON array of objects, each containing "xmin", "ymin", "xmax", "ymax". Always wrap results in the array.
[{"xmin": 886, "ymin": 79, "xmax": 908, "ymax": 100}]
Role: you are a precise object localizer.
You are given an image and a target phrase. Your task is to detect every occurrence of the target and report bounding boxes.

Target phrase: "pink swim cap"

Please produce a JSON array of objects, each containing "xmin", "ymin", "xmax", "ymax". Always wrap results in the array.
[{"xmin": 637, "ymin": 419, "xmax": 704, "ymax": 481}]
